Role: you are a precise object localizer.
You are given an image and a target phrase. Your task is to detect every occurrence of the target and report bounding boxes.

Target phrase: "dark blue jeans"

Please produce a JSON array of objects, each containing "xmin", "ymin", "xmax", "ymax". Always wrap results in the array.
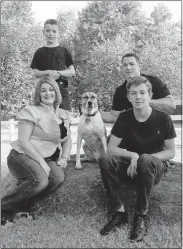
[
  {"xmin": 1, "ymin": 149, "xmax": 65, "ymax": 213},
  {"xmin": 58, "ymin": 85, "xmax": 70, "ymax": 111},
  {"xmin": 99, "ymin": 154, "xmax": 168, "ymax": 216}
]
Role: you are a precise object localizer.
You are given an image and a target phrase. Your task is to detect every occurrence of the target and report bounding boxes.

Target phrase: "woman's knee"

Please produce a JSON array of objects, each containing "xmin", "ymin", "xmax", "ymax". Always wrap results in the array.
[
  {"xmin": 54, "ymin": 173, "xmax": 65, "ymax": 186},
  {"xmin": 50, "ymin": 169, "xmax": 65, "ymax": 188},
  {"xmin": 34, "ymin": 176, "xmax": 49, "ymax": 193}
]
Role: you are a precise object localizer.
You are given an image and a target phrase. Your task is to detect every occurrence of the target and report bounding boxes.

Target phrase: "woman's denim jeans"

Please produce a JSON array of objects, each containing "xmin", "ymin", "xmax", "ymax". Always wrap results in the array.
[
  {"xmin": 99, "ymin": 153, "xmax": 168, "ymax": 216},
  {"xmin": 1, "ymin": 149, "xmax": 65, "ymax": 213}
]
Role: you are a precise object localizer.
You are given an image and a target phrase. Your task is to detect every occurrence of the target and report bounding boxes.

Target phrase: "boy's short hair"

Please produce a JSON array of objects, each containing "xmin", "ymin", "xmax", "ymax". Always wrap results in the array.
[
  {"xmin": 122, "ymin": 53, "xmax": 140, "ymax": 64},
  {"xmin": 44, "ymin": 19, "xmax": 58, "ymax": 28},
  {"xmin": 126, "ymin": 76, "xmax": 152, "ymax": 94},
  {"xmin": 34, "ymin": 76, "xmax": 62, "ymax": 108}
]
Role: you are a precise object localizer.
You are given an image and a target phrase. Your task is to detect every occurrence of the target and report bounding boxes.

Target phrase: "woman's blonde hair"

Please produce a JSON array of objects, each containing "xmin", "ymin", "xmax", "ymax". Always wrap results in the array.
[{"xmin": 33, "ymin": 76, "xmax": 62, "ymax": 108}]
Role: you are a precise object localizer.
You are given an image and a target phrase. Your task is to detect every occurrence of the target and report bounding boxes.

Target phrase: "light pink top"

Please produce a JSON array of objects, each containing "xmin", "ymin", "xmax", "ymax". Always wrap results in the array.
[{"xmin": 11, "ymin": 105, "xmax": 70, "ymax": 158}]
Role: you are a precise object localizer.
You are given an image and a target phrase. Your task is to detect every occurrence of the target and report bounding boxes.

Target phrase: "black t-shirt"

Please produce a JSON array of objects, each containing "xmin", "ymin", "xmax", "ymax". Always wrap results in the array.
[
  {"xmin": 30, "ymin": 46, "xmax": 74, "ymax": 87},
  {"xmin": 111, "ymin": 108, "xmax": 176, "ymax": 155},
  {"xmin": 112, "ymin": 74, "xmax": 171, "ymax": 111}
]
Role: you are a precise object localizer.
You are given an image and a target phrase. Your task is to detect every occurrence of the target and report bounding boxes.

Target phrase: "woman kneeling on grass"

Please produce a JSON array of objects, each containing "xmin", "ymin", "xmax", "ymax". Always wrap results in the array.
[{"xmin": 1, "ymin": 76, "xmax": 72, "ymax": 226}]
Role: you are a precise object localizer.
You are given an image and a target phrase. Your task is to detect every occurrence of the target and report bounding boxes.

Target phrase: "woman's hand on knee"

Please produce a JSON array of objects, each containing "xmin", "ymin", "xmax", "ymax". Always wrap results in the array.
[{"xmin": 57, "ymin": 157, "xmax": 68, "ymax": 168}]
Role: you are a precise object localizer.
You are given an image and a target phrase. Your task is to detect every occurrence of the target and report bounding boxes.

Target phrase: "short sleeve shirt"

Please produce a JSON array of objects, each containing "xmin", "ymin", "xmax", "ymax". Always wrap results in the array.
[
  {"xmin": 111, "ymin": 108, "xmax": 176, "ymax": 155},
  {"xmin": 11, "ymin": 105, "xmax": 70, "ymax": 158},
  {"xmin": 112, "ymin": 74, "xmax": 171, "ymax": 111},
  {"xmin": 30, "ymin": 46, "xmax": 74, "ymax": 87}
]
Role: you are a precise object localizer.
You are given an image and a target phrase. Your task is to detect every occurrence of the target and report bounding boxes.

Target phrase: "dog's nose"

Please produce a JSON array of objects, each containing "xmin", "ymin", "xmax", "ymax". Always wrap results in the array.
[{"xmin": 88, "ymin": 101, "xmax": 92, "ymax": 106}]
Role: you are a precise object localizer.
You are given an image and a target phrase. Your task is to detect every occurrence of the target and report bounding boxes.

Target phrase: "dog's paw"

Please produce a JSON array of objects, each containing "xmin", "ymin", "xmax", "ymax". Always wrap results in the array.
[{"xmin": 75, "ymin": 164, "xmax": 83, "ymax": 169}]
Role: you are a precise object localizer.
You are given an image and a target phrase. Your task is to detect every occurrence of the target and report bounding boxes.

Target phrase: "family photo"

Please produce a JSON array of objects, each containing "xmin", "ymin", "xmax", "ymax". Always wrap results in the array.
[{"xmin": 1, "ymin": 1, "xmax": 182, "ymax": 248}]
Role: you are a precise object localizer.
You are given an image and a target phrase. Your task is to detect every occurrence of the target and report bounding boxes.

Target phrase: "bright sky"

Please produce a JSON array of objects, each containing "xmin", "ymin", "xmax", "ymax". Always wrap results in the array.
[{"xmin": 31, "ymin": 1, "xmax": 181, "ymax": 23}]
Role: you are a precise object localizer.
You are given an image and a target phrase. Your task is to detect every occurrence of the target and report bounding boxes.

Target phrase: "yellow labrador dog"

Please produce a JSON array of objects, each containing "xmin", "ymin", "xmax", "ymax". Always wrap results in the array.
[{"xmin": 75, "ymin": 92, "xmax": 107, "ymax": 169}]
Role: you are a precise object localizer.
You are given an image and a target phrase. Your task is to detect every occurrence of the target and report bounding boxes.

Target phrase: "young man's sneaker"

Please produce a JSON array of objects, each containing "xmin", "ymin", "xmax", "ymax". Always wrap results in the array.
[
  {"xmin": 130, "ymin": 215, "xmax": 146, "ymax": 242},
  {"xmin": 16, "ymin": 212, "xmax": 35, "ymax": 220},
  {"xmin": 100, "ymin": 211, "xmax": 128, "ymax": 235},
  {"xmin": 1, "ymin": 211, "xmax": 15, "ymax": 227}
]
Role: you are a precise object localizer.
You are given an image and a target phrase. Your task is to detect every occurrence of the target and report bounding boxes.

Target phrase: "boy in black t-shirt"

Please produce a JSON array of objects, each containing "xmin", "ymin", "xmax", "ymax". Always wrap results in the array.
[
  {"xmin": 99, "ymin": 76, "xmax": 176, "ymax": 242},
  {"xmin": 31, "ymin": 19, "xmax": 75, "ymax": 110}
]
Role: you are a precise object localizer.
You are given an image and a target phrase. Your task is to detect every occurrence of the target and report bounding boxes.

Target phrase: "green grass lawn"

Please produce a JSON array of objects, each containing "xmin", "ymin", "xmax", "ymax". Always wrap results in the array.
[{"xmin": 1, "ymin": 158, "xmax": 182, "ymax": 248}]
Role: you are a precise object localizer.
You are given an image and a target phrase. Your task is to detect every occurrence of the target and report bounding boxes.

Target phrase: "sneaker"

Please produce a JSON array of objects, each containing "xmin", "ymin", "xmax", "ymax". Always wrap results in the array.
[
  {"xmin": 130, "ymin": 215, "xmax": 146, "ymax": 242},
  {"xmin": 1, "ymin": 211, "xmax": 15, "ymax": 227},
  {"xmin": 16, "ymin": 212, "xmax": 35, "ymax": 220},
  {"xmin": 100, "ymin": 211, "xmax": 128, "ymax": 236}
]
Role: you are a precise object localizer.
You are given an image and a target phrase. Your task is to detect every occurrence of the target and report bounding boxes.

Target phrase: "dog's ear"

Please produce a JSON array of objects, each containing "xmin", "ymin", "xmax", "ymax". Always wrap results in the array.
[
  {"xmin": 78, "ymin": 96, "xmax": 83, "ymax": 116},
  {"xmin": 79, "ymin": 94, "xmax": 83, "ymax": 103},
  {"xmin": 78, "ymin": 104, "xmax": 82, "ymax": 116},
  {"xmin": 92, "ymin": 92, "xmax": 97, "ymax": 98}
]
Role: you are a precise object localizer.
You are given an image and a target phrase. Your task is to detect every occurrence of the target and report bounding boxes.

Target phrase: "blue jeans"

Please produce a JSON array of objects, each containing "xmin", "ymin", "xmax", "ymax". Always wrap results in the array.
[
  {"xmin": 99, "ymin": 154, "xmax": 168, "ymax": 216},
  {"xmin": 1, "ymin": 149, "xmax": 65, "ymax": 213},
  {"xmin": 58, "ymin": 85, "xmax": 70, "ymax": 110}
]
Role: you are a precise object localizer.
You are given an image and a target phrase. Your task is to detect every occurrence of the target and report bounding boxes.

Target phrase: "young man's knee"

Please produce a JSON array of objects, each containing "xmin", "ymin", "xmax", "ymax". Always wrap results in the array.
[
  {"xmin": 138, "ymin": 154, "xmax": 151, "ymax": 173},
  {"xmin": 99, "ymin": 154, "xmax": 114, "ymax": 170},
  {"xmin": 139, "ymin": 154, "xmax": 151, "ymax": 163}
]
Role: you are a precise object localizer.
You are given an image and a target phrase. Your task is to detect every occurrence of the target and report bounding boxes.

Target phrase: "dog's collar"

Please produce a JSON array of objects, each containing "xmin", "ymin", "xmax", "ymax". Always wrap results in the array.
[{"xmin": 85, "ymin": 110, "xmax": 99, "ymax": 117}]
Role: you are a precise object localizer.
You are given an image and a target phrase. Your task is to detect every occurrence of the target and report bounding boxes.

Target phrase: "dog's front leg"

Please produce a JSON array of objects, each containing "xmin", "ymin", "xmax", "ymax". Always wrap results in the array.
[
  {"xmin": 75, "ymin": 134, "xmax": 83, "ymax": 169},
  {"xmin": 101, "ymin": 135, "xmax": 107, "ymax": 154}
]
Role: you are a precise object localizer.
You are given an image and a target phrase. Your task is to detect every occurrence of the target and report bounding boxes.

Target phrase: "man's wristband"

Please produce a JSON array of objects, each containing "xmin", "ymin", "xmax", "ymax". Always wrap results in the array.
[{"xmin": 61, "ymin": 157, "xmax": 68, "ymax": 160}]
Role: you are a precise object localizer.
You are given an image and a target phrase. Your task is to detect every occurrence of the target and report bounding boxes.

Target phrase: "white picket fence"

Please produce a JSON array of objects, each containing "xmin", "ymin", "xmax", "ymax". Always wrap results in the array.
[
  {"xmin": 1, "ymin": 119, "xmax": 18, "ymax": 141},
  {"xmin": 1, "ymin": 115, "xmax": 181, "ymax": 142},
  {"xmin": 1, "ymin": 116, "xmax": 79, "ymax": 142}
]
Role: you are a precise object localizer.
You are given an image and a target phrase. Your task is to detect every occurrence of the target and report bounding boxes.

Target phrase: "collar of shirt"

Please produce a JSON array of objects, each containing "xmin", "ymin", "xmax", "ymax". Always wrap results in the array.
[{"xmin": 40, "ymin": 102, "xmax": 56, "ymax": 113}]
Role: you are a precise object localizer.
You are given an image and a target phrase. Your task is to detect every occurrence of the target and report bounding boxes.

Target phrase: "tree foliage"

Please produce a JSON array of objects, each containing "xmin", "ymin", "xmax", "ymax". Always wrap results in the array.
[
  {"xmin": 140, "ymin": 4, "xmax": 181, "ymax": 99},
  {"xmin": 71, "ymin": 1, "xmax": 181, "ymax": 110},
  {"xmin": 1, "ymin": 1, "xmax": 181, "ymax": 119},
  {"xmin": 1, "ymin": 1, "xmax": 43, "ymax": 119}
]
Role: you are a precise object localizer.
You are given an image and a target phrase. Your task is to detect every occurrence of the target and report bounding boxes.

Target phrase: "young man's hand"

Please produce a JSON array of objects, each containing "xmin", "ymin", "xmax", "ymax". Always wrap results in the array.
[
  {"xmin": 48, "ymin": 70, "xmax": 60, "ymax": 80},
  {"xmin": 127, "ymin": 152, "xmax": 139, "ymax": 179}
]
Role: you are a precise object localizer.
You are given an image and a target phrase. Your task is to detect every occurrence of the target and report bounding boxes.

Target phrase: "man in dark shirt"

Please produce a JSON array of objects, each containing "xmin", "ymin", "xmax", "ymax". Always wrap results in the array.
[
  {"xmin": 31, "ymin": 19, "xmax": 75, "ymax": 110},
  {"xmin": 99, "ymin": 76, "xmax": 176, "ymax": 242},
  {"xmin": 100, "ymin": 53, "xmax": 176, "ymax": 123}
]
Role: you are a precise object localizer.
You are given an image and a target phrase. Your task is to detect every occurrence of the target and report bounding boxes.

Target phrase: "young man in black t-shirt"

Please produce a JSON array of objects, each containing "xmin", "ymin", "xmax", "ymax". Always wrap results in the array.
[
  {"xmin": 100, "ymin": 53, "xmax": 176, "ymax": 123},
  {"xmin": 31, "ymin": 19, "xmax": 75, "ymax": 110},
  {"xmin": 99, "ymin": 76, "xmax": 176, "ymax": 242}
]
